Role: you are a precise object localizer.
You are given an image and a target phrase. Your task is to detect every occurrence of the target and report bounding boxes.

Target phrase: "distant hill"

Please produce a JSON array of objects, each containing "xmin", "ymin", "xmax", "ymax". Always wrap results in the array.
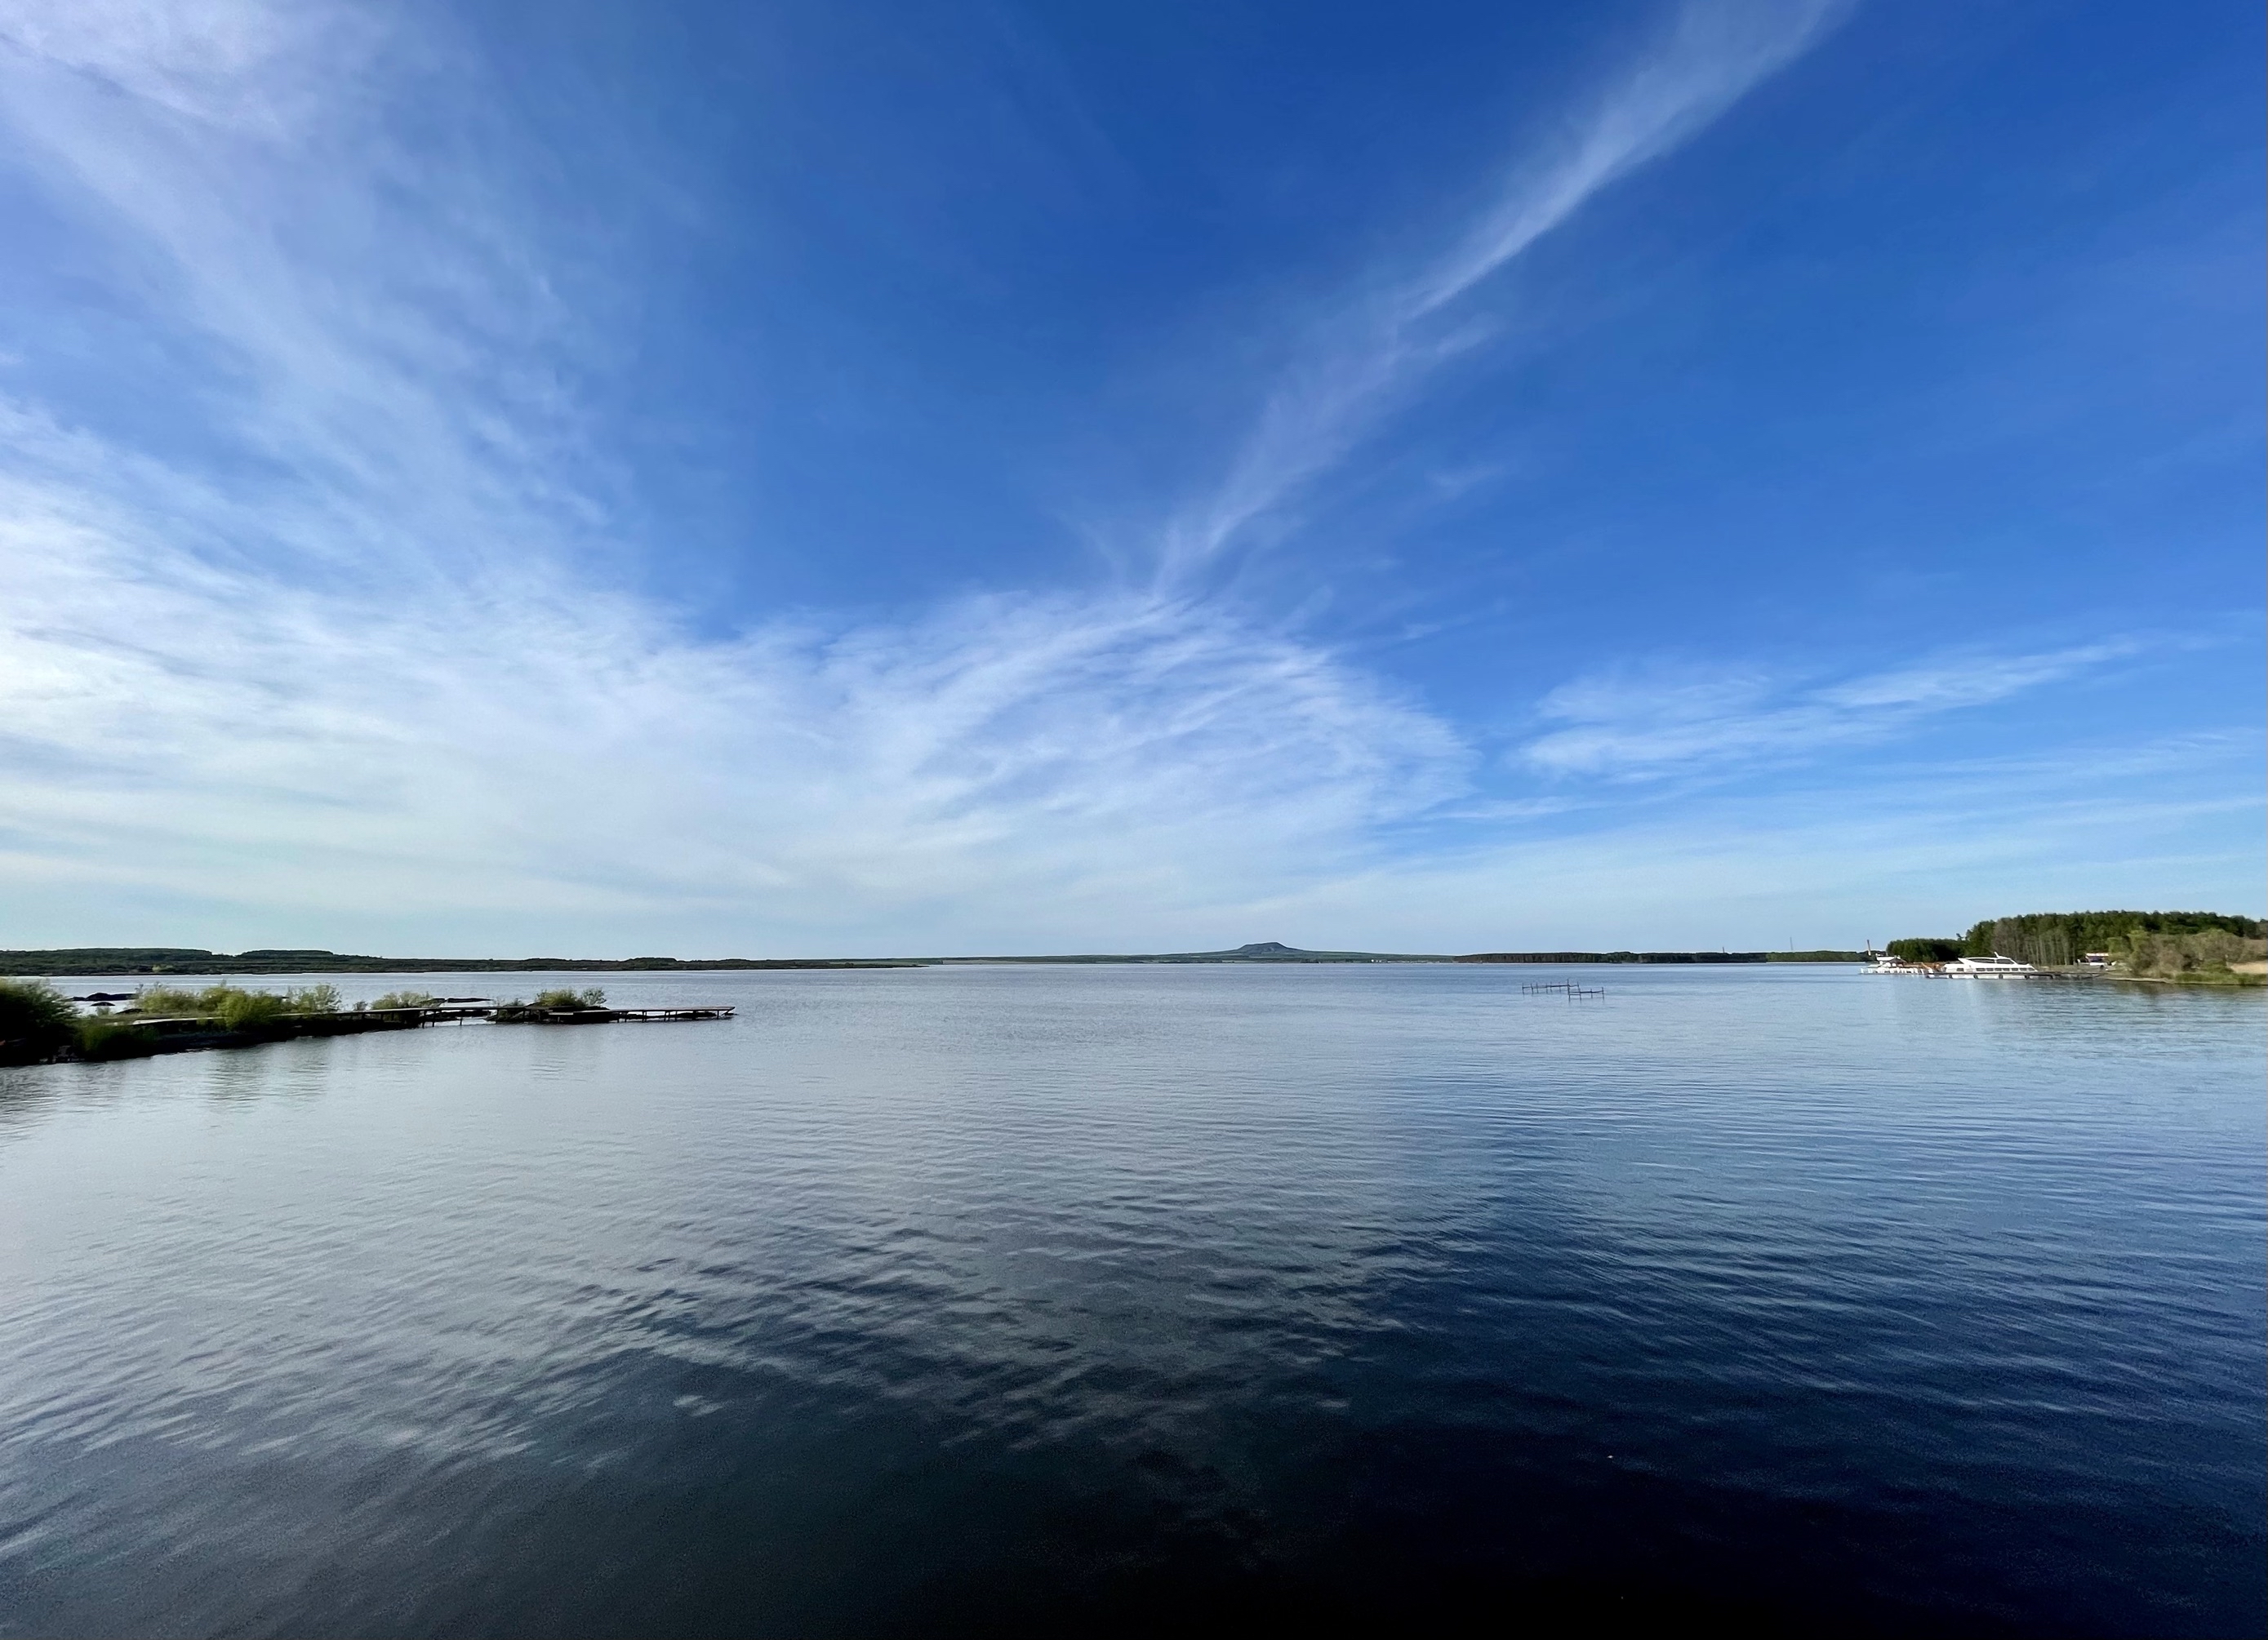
[{"xmin": 940, "ymin": 941, "xmax": 1445, "ymax": 964}]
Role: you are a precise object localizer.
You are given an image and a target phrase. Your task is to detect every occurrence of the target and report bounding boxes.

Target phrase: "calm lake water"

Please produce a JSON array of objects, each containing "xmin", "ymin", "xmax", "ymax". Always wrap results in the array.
[{"xmin": 1, "ymin": 965, "xmax": 2261, "ymax": 1635}]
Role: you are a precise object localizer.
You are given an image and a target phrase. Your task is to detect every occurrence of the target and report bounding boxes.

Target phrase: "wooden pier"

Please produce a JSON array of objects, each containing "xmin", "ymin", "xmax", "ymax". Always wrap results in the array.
[{"xmin": 487, "ymin": 1004, "xmax": 735, "ymax": 1024}]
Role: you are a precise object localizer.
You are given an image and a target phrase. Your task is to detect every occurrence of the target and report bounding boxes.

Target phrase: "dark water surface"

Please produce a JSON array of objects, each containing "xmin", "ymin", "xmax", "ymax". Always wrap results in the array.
[{"xmin": 1, "ymin": 965, "xmax": 2261, "ymax": 1635}]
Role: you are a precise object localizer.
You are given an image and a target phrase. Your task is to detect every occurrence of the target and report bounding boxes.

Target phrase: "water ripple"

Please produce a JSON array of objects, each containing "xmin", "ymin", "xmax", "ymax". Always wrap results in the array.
[{"xmin": 0, "ymin": 965, "xmax": 2260, "ymax": 1635}]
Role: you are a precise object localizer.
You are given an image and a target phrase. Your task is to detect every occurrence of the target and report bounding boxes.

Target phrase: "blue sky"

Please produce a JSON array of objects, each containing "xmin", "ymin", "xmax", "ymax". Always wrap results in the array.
[{"xmin": 0, "ymin": 0, "xmax": 2259, "ymax": 956}]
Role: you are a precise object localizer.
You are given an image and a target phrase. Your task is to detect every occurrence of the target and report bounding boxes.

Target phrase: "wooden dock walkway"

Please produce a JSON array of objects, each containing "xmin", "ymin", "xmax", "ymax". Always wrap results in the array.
[{"xmin": 487, "ymin": 1004, "xmax": 735, "ymax": 1024}]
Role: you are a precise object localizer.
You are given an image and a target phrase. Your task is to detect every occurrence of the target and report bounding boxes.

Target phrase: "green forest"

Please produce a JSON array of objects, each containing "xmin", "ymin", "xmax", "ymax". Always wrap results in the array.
[{"xmin": 1888, "ymin": 911, "xmax": 2266, "ymax": 981}]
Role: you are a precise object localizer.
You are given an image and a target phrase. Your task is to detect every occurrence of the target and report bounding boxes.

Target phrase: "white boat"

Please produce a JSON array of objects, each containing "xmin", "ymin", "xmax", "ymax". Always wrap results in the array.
[{"xmin": 1942, "ymin": 954, "xmax": 2038, "ymax": 977}]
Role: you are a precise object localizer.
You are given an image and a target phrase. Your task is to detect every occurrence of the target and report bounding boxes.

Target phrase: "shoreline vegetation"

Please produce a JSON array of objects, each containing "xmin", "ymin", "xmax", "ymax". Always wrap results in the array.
[
  {"xmin": 1886, "ymin": 911, "xmax": 2266, "ymax": 988},
  {"xmin": 0, "ymin": 983, "xmax": 732, "ymax": 1067},
  {"xmin": 2, "ymin": 980, "xmax": 395, "ymax": 1066}
]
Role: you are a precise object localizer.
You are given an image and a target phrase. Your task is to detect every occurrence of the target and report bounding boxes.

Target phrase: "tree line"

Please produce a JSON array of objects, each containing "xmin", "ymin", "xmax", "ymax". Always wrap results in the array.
[{"xmin": 1888, "ymin": 910, "xmax": 2265, "ymax": 977}]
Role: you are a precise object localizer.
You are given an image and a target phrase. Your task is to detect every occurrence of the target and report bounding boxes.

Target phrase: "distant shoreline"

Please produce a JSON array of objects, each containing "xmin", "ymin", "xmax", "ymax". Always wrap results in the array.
[{"xmin": 2, "ymin": 943, "xmax": 1866, "ymax": 976}]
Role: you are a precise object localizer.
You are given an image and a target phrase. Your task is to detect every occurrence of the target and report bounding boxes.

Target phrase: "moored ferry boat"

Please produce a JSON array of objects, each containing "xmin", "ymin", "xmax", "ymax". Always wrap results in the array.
[{"xmin": 1941, "ymin": 954, "xmax": 2038, "ymax": 977}]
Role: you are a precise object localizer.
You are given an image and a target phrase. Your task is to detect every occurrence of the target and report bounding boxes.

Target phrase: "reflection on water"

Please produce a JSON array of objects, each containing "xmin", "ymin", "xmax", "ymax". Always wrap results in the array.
[{"xmin": 1, "ymin": 966, "xmax": 2261, "ymax": 1635}]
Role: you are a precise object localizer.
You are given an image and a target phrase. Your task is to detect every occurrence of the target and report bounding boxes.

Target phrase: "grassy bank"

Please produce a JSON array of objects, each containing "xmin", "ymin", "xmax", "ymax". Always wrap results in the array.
[{"xmin": 0, "ymin": 980, "xmax": 413, "ymax": 1065}]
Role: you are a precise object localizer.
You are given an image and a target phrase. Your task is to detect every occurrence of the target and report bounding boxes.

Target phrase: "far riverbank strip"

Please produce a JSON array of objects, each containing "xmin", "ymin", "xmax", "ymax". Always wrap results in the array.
[
  {"xmin": 0, "ymin": 948, "xmax": 928, "ymax": 977},
  {"xmin": 2, "ymin": 944, "xmax": 1866, "ymax": 976}
]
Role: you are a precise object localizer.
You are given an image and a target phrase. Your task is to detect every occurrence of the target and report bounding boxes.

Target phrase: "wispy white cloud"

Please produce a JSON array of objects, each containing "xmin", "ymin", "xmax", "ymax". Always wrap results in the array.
[
  {"xmin": 0, "ymin": 0, "xmax": 331, "ymax": 127},
  {"xmin": 1519, "ymin": 642, "xmax": 2143, "ymax": 779},
  {"xmin": 0, "ymin": 428, "xmax": 1466, "ymax": 949},
  {"xmin": 0, "ymin": 0, "xmax": 1489, "ymax": 951},
  {"xmin": 2, "ymin": 0, "xmax": 2247, "ymax": 956},
  {"xmin": 1161, "ymin": 0, "xmax": 1847, "ymax": 580},
  {"xmin": 0, "ymin": 0, "xmax": 591, "ymax": 587}
]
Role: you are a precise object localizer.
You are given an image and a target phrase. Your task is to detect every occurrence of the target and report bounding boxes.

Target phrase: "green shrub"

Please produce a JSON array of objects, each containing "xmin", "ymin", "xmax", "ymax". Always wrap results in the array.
[
  {"xmin": 0, "ymin": 980, "xmax": 78, "ymax": 1062},
  {"xmin": 125, "ymin": 983, "xmax": 339, "ymax": 1027},
  {"xmin": 74, "ymin": 1019, "xmax": 161, "ymax": 1060},
  {"xmin": 130, "ymin": 984, "xmax": 211, "ymax": 1016},
  {"xmin": 2123, "ymin": 929, "xmax": 2268, "ymax": 981},
  {"xmin": 211, "ymin": 989, "xmax": 291, "ymax": 1029},
  {"xmin": 494, "ymin": 987, "xmax": 609, "ymax": 1023},
  {"xmin": 370, "ymin": 990, "xmax": 441, "ymax": 1011}
]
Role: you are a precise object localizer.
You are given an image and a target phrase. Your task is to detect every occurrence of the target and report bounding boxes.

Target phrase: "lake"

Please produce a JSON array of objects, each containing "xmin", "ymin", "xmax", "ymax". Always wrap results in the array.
[{"xmin": 1, "ymin": 964, "xmax": 2261, "ymax": 1635}]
